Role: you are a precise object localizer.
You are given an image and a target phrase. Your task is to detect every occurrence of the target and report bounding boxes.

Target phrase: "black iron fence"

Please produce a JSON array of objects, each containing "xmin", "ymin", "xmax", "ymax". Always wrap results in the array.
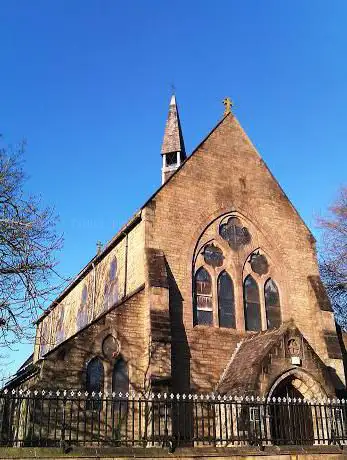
[{"xmin": 0, "ymin": 389, "xmax": 347, "ymax": 449}]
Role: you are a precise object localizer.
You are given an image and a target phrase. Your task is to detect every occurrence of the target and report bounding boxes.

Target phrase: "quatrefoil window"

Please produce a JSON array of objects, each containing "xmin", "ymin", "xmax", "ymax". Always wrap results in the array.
[
  {"xmin": 249, "ymin": 252, "xmax": 269, "ymax": 275},
  {"xmin": 203, "ymin": 244, "xmax": 224, "ymax": 267},
  {"xmin": 219, "ymin": 217, "xmax": 251, "ymax": 250}
]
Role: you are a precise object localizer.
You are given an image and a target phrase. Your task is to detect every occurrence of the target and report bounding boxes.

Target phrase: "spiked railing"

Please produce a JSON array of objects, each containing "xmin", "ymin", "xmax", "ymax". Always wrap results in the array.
[{"xmin": 0, "ymin": 389, "xmax": 346, "ymax": 450}]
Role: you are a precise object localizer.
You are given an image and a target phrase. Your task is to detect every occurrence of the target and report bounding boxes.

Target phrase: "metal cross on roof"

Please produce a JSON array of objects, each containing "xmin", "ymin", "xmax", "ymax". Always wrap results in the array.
[
  {"xmin": 222, "ymin": 97, "xmax": 233, "ymax": 116},
  {"xmin": 96, "ymin": 241, "xmax": 103, "ymax": 254}
]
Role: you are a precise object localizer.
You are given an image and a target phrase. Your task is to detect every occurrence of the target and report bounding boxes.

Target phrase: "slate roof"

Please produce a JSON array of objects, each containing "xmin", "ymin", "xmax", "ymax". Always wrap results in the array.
[
  {"xmin": 161, "ymin": 95, "xmax": 186, "ymax": 157},
  {"xmin": 3, "ymin": 354, "xmax": 38, "ymax": 390},
  {"xmin": 216, "ymin": 323, "xmax": 290, "ymax": 395}
]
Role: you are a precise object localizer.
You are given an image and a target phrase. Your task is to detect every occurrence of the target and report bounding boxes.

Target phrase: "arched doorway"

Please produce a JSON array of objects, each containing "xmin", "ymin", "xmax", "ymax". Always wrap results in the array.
[{"xmin": 269, "ymin": 375, "xmax": 315, "ymax": 445}]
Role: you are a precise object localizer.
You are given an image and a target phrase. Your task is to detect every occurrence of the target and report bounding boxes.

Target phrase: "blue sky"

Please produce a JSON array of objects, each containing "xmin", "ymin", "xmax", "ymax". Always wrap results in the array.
[{"xmin": 1, "ymin": 1, "xmax": 346, "ymax": 377}]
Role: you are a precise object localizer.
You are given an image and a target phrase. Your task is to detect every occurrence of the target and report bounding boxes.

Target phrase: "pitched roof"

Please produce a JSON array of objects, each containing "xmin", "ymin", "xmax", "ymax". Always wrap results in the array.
[
  {"xmin": 161, "ymin": 95, "xmax": 186, "ymax": 158},
  {"xmin": 216, "ymin": 323, "xmax": 290, "ymax": 395},
  {"xmin": 3, "ymin": 354, "xmax": 38, "ymax": 389}
]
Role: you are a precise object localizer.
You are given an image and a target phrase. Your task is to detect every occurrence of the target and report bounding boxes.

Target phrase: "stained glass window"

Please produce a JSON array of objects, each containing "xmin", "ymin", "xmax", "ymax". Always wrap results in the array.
[
  {"xmin": 244, "ymin": 275, "xmax": 261, "ymax": 331},
  {"xmin": 110, "ymin": 258, "xmax": 117, "ymax": 280},
  {"xmin": 194, "ymin": 267, "xmax": 213, "ymax": 326},
  {"xmin": 218, "ymin": 272, "xmax": 235, "ymax": 328},
  {"xmin": 264, "ymin": 279, "xmax": 281, "ymax": 328},
  {"xmin": 103, "ymin": 258, "xmax": 118, "ymax": 311},
  {"xmin": 86, "ymin": 358, "xmax": 104, "ymax": 410},
  {"xmin": 77, "ymin": 285, "xmax": 88, "ymax": 330},
  {"xmin": 40, "ymin": 321, "xmax": 50, "ymax": 356},
  {"xmin": 55, "ymin": 307, "xmax": 65, "ymax": 345}
]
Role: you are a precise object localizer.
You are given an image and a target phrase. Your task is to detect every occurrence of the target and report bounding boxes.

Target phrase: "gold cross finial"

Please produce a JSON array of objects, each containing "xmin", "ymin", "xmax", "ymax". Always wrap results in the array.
[{"xmin": 222, "ymin": 97, "xmax": 233, "ymax": 116}]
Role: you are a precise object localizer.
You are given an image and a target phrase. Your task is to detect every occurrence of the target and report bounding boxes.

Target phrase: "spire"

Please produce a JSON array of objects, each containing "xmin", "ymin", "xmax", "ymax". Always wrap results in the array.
[{"xmin": 161, "ymin": 94, "xmax": 186, "ymax": 184}]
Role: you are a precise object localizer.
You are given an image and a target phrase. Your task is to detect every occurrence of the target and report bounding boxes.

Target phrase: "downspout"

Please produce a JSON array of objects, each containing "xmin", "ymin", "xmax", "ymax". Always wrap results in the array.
[
  {"xmin": 91, "ymin": 262, "xmax": 96, "ymax": 320},
  {"xmin": 123, "ymin": 232, "xmax": 129, "ymax": 298}
]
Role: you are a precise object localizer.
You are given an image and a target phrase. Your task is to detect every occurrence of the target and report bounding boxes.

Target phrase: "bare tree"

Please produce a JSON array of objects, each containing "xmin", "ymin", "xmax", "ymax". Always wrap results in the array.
[
  {"xmin": 318, "ymin": 187, "xmax": 347, "ymax": 328},
  {"xmin": 0, "ymin": 136, "xmax": 63, "ymax": 348}
]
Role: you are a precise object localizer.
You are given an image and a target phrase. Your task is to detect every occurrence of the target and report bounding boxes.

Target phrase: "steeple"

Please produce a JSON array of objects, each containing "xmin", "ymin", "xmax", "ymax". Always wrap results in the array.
[{"xmin": 161, "ymin": 94, "xmax": 186, "ymax": 184}]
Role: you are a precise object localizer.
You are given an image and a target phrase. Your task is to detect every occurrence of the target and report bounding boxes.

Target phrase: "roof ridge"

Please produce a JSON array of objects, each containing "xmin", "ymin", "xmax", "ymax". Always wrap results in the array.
[
  {"xmin": 215, "ymin": 338, "xmax": 245, "ymax": 391},
  {"xmin": 243, "ymin": 323, "xmax": 288, "ymax": 342}
]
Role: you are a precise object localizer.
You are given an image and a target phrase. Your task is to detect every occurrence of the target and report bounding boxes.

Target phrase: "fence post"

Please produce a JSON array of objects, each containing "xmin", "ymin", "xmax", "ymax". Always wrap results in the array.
[{"xmin": 60, "ymin": 390, "xmax": 67, "ymax": 452}]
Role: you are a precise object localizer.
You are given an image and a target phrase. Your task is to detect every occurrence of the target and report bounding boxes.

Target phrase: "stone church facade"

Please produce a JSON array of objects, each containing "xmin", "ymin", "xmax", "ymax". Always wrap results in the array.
[{"xmin": 8, "ymin": 96, "xmax": 345, "ymax": 403}]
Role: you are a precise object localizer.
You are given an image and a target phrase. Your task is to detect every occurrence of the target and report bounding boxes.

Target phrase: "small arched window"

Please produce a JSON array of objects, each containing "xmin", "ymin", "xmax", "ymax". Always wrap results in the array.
[
  {"xmin": 112, "ymin": 358, "xmax": 129, "ymax": 395},
  {"xmin": 112, "ymin": 358, "xmax": 129, "ymax": 426},
  {"xmin": 194, "ymin": 267, "xmax": 213, "ymax": 325},
  {"xmin": 218, "ymin": 272, "xmax": 235, "ymax": 328},
  {"xmin": 265, "ymin": 279, "xmax": 281, "ymax": 328},
  {"xmin": 86, "ymin": 357, "xmax": 104, "ymax": 409},
  {"xmin": 86, "ymin": 357, "xmax": 104, "ymax": 393},
  {"xmin": 244, "ymin": 275, "xmax": 261, "ymax": 331}
]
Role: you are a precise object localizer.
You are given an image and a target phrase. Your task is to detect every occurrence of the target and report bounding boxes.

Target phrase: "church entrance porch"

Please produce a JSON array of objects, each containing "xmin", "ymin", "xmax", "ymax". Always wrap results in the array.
[
  {"xmin": 265, "ymin": 369, "xmax": 347, "ymax": 447},
  {"xmin": 269, "ymin": 375, "xmax": 314, "ymax": 445}
]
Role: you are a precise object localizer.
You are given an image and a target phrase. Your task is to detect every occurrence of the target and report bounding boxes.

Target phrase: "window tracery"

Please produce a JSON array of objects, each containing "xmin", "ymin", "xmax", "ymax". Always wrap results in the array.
[
  {"xmin": 249, "ymin": 252, "xmax": 269, "ymax": 276},
  {"xmin": 203, "ymin": 244, "xmax": 224, "ymax": 267},
  {"xmin": 219, "ymin": 217, "xmax": 251, "ymax": 250},
  {"xmin": 192, "ymin": 213, "xmax": 282, "ymax": 331}
]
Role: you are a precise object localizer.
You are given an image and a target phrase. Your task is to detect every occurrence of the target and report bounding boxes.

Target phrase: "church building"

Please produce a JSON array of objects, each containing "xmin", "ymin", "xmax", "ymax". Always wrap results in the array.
[{"xmin": 9, "ymin": 95, "xmax": 345, "ymax": 403}]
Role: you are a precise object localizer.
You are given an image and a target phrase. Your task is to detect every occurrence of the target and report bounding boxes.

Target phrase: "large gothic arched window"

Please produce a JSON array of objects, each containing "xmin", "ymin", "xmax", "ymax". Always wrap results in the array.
[
  {"xmin": 194, "ymin": 267, "xmax": 213, "ymax": 325},
  {"xmin": 264, "ymin": 278, "xmax": 281, "ymax": 328},
  {"xmin": 243, "ymin": 275, "xmax": 261, "ymax": 331},
  {"xmin": 218, "ymin": 271, "xmax": 235, "ymax": 328}
]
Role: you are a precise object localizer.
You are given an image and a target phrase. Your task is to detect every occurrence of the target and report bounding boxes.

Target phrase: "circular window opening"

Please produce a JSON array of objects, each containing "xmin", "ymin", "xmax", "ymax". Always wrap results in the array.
[{"xmin": 102, "ymin": 335, "xmax": 120, "ymax": 360}]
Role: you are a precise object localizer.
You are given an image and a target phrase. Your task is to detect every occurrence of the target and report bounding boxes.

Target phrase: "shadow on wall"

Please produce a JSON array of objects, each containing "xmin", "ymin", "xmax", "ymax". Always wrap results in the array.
[
  {"xmin": 307, "ymin": 275, "xmax": 332, "ymax": 312},
  {"xmin": 166, "ymin": 261, "xmax": 224, "ymax": 394},
  {"xmin": 166, "ymin": 263, "xmax": 191, "ymax": 394},
  {"xmin": 336, "ymin": 323, "xmax": 347, "ymax": 398}
]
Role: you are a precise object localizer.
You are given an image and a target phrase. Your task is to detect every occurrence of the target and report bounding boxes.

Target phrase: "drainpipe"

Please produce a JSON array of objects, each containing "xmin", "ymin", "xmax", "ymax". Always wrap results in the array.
[
  {"xmin": 123, "ymin": 232, "xmax": 129, "ymax": 298},
  {"xmin": 91, "ymin": 262, "xmax": 96, "ymax": 319}
]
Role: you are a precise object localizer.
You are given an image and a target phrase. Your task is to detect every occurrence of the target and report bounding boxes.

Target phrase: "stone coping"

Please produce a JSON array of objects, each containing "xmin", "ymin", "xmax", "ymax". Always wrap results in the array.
[{"xmin": 0, "ymin": 445, "xmax": 346, "ymax": 458}]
